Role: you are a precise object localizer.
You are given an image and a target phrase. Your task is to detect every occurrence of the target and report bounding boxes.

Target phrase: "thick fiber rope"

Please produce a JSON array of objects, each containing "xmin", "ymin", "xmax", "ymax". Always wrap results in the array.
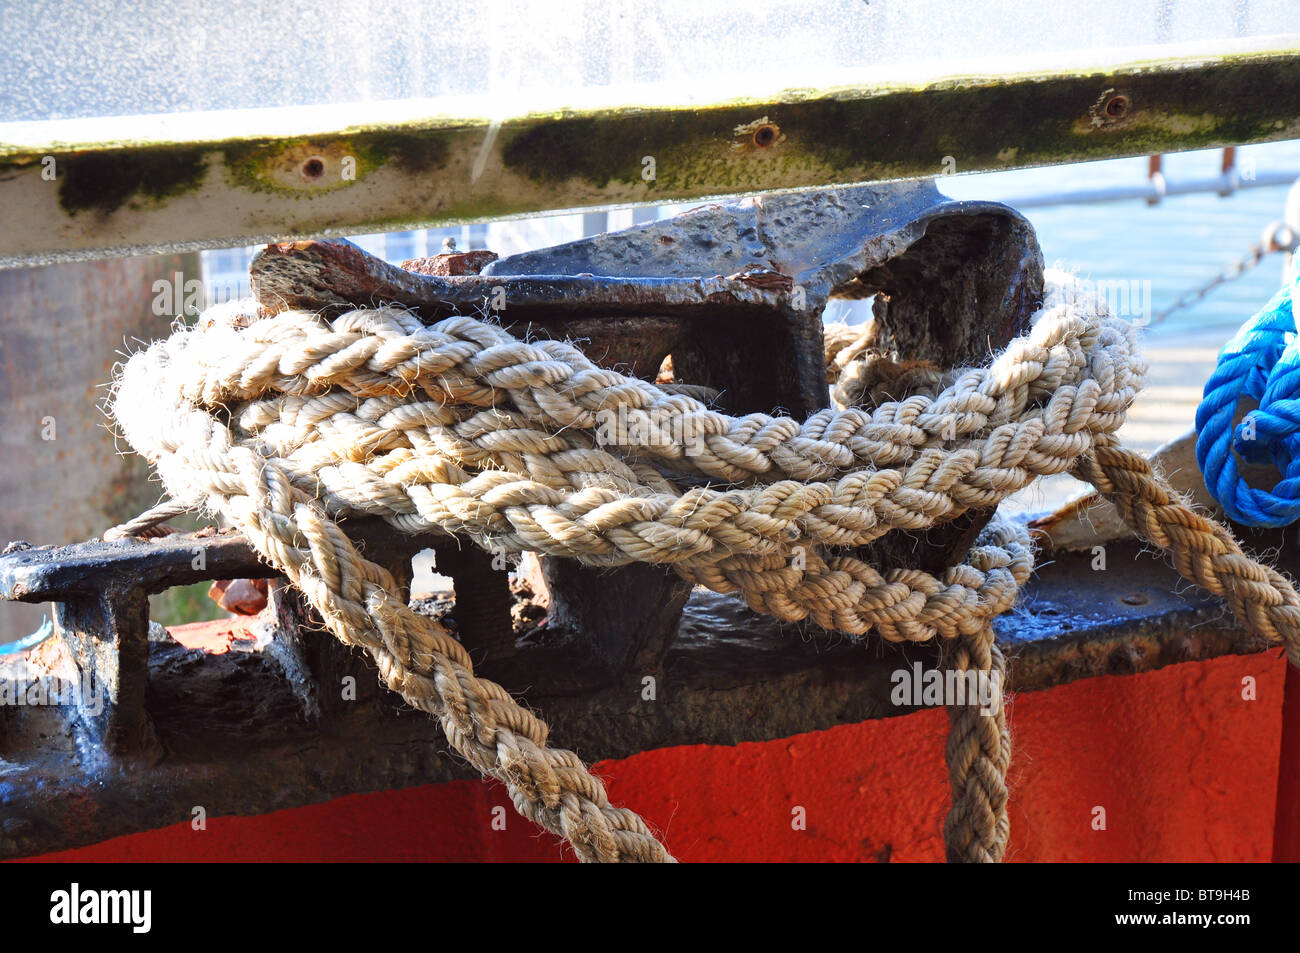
[
  {"xmin": 942, "ymin": 627, "xmax": 1010, "ymax": 863},
  {"xmin": 1197, "ymin": 259, "xmax": 1300, "ymax": 526},
  {"xmin": 109, "ymin": 272, "xmax": 1300, "ymax": 862}
]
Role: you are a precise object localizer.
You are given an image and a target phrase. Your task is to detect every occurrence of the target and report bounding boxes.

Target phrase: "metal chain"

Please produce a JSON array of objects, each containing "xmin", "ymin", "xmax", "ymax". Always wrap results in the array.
[{"xmin": 1149, "ymin": 220, "xmax": 1298, "ymax": 325}]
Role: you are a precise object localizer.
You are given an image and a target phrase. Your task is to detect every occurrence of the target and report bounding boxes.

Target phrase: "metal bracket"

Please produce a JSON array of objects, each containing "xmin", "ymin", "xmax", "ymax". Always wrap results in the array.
[{"xmin": 245, "ymin": 179, "xmax": 1041, "ymax": 680}]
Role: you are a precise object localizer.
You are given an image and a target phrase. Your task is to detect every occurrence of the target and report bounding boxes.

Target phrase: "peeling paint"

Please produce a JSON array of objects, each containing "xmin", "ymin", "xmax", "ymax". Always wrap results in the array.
[{"xmin": 219, "ymin": 133, "xmax": 452, "ymax": 196}]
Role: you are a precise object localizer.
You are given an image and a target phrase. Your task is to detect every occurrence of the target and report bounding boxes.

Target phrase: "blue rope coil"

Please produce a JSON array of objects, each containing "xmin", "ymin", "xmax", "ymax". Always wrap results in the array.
[{"xmin": 1195, "ymin": 259, "xmax": 1300, "ymax": 527}]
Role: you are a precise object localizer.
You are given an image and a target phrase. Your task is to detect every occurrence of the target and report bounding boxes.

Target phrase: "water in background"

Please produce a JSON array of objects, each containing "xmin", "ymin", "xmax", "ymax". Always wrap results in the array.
[
  {"xmin": 940, "ymin": 139, "xmax": 1300, "ymax": 343},
  {"xmin": 944, "ymin": 139, "xmax": 1300, "ymax": 513}
]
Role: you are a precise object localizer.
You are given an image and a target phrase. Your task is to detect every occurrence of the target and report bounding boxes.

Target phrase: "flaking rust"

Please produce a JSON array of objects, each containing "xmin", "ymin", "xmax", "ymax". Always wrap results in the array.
[{"xmin": 244, "ymin": 141, "xmax": 360, "ymax": 193}]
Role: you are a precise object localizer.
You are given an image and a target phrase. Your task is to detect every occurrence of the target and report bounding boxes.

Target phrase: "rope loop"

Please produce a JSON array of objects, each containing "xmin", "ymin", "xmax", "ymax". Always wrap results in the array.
[{"xmin": 1196, "ymin": 260, "xmax": 1300, "ymax": 526}]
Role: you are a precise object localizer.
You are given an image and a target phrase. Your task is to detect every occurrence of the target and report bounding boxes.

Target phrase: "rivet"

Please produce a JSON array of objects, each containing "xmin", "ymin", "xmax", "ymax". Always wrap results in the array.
[
  {"xmin": 1104, "ymin": 95, "xmax": 1129, "ymax": 119},
  {"xmin": 300, "ymin": 156, "xmax": 326, "ymax": 180}
]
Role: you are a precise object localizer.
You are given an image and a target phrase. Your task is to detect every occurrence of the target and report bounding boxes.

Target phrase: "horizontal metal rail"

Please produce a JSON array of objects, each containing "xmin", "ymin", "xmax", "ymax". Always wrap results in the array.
[
  {"xmin": 0, "ymin": 42, "xmax": 1298, "ymax": 268},
  {"xmin": 991, "ymin": 168, "xmax": 1300, "ymax": 209}
]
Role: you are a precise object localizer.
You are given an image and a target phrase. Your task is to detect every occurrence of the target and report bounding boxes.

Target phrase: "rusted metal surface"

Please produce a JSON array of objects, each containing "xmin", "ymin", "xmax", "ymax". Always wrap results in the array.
[
  {"xmin": 1, "ymin": 531, "xmax": 262, "ymax": 757},
  {"xmin": 0, "ymin": 529, "xmax": 1281, "ymax": 692},
  {"xmin": 0, "ymin": 517, "xmax": 426, "ymax": 757},
  {"xmin": 252, "ymin": 180, "xmax": 1039, "ymax": 419},
  {"xmin": 207, "ymin": 578, "xmax": 268, "ymax": 616},
  {"xmin": 525, "ymin": 558, "xmax": 693, "ymax": 682},
  {"xmin": 488, "ymin": 180, "xmax": 1044, "ymax": 426},
  {"xmin": 1, "ymin": 43, "xmax": 1298, "ymax": 268},
  {"xmin": 251, "ymin": 236, "xmax": 799, "ymax": 319},
  {"xmin": 1, "ymin": 182, "xmax": 1044, "ymax": 757},
  {"xmin": 0, "ymin": 179, "xmax": 1191, "ymax": 860},
  {"xmin": 0, "ymin": 531, "xmax": 277, "ymax": 602},
  {"xmin": 401, "ymin": 250, "xmax": 499, "ymax": 277},
  {"xmin": 244, "ymin": 184, "xmax": 1041, "ymax": 676},
  {"xmin": 51, "ymin": 589, "xmax": 156, "ymax": 758},
  {"xmin": 485, "ymin": 180, "xmax": 1044, "ymax": 584},
  {"xmin": 432, "ymin": 546, "xmax": 516, "ymax": 663},
  {"xmin": 263, "ymin": 583, "xmax": 400, "ymax": 727}
]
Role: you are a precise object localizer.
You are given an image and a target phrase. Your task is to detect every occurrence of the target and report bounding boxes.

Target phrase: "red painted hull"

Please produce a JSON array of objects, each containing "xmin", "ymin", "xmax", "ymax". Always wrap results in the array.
[{"xmin": 24, "ymin": 652, "xmax": 1290, "ymax": 863}]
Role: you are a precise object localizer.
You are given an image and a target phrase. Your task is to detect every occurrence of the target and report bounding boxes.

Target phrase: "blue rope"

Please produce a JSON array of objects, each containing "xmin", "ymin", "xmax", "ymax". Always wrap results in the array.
[
  {"xmin": 0, "ymin": 617, "xmax": 52, "ymax": 655},
  {"xmin": 1196, "ymin": 259, "xmax": 1300, "ymax": 527}
]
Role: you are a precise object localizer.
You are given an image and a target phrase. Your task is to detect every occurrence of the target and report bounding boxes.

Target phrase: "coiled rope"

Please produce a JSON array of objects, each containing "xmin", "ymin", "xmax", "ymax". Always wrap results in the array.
[
  {"xmin": 1197, "ymin": 259, "xmax": 1300, "ymax": 526},
  {"xmin": 109, "ymin": 271, "xmax": 1300, "ymax": 862}
]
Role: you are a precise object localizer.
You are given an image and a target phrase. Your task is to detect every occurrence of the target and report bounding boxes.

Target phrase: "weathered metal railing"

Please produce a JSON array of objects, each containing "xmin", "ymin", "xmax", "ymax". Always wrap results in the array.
[{"xmin": 1, "ymin": 42, "xmax": 1298, "ymax": 268}]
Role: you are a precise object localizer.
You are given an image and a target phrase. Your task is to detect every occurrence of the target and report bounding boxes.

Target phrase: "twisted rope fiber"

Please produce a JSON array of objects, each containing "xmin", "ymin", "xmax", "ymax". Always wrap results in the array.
[
  {"xmin": 1079, "ymin": 433, "xmax": 1300, "ymax": 669},
  {"xmin": 1196, "ymin": 260, "xmax": 1300, "ymax": 527},
  {"xmin": 942, "ymin": 625, "xmax": 1009, "ymax": 863},
  {"xmin": 109, "ymin": 274, "xmax": 1300, "ymax": 862},
  {"xmin": 120, "ymin": 280, "xmax": 1137, "ymax": 638}
]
